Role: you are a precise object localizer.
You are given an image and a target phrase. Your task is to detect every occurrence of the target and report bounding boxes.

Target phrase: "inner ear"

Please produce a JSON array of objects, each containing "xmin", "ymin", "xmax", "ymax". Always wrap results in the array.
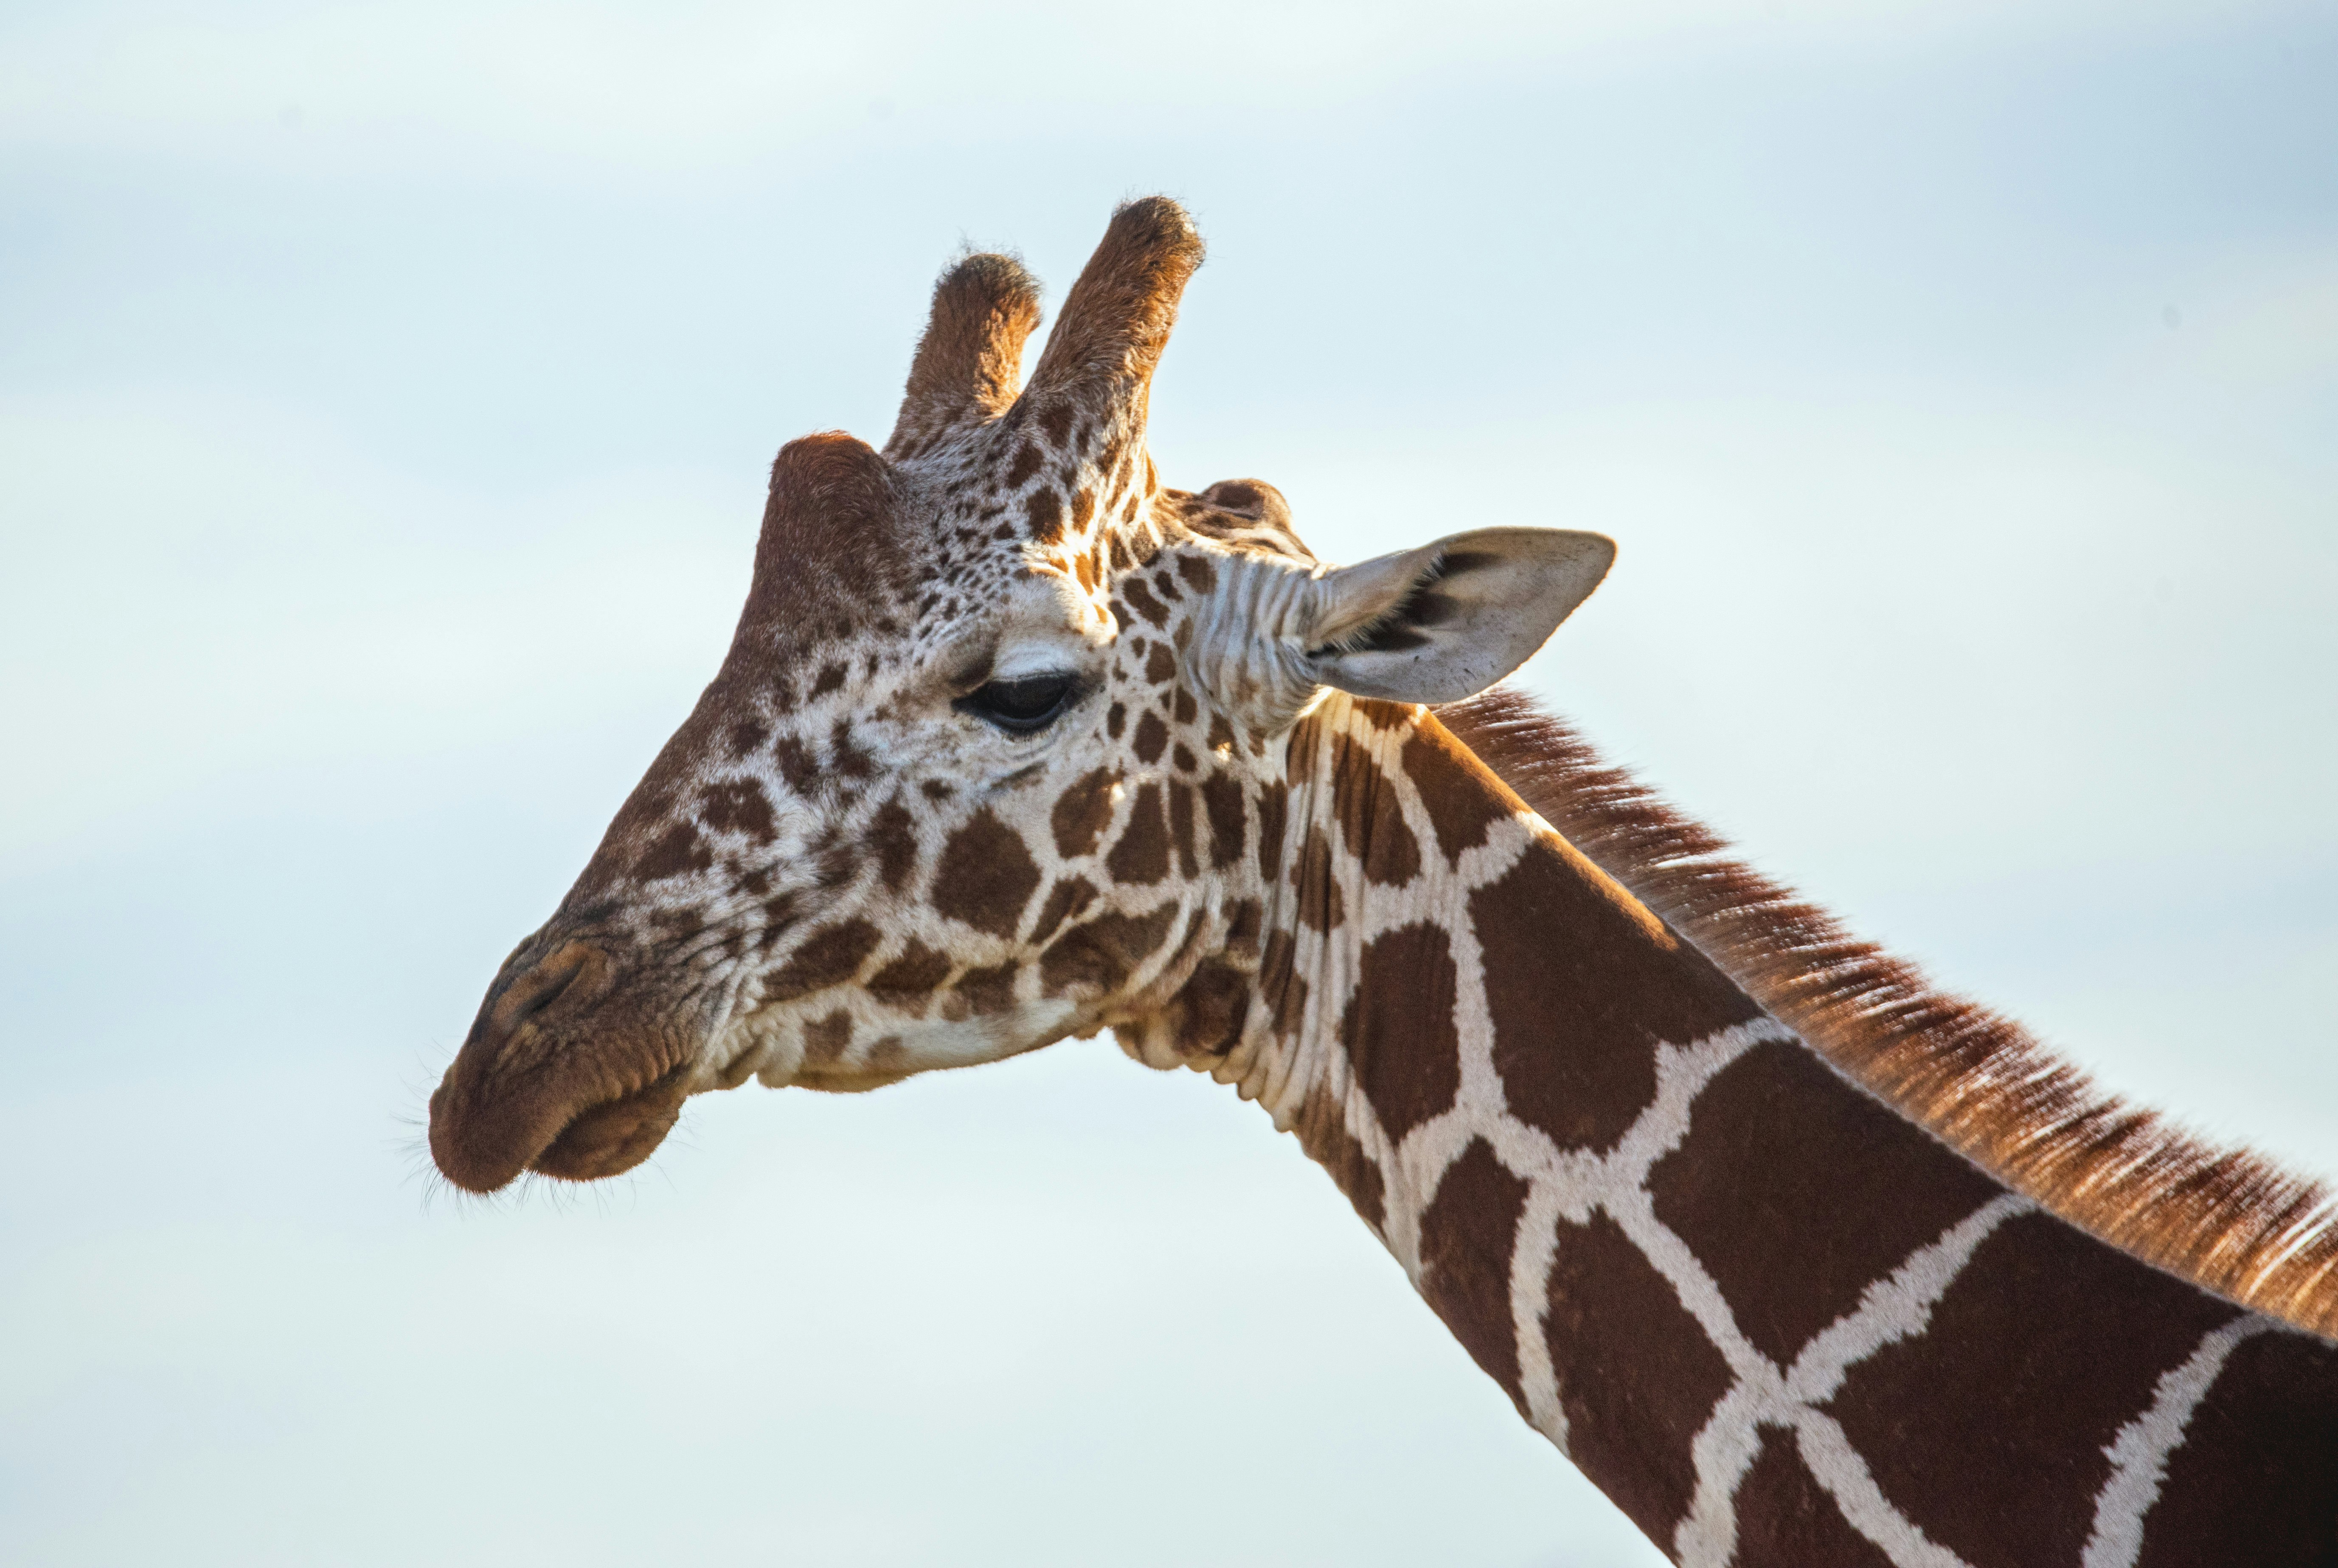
[
  {"xmin": 1303, "ymin": 542, "xmax": 1446, "ymax": 654},
  {"xmin": 1301, "ymin": 528, "xmax": 1615, "ymax": 705}
]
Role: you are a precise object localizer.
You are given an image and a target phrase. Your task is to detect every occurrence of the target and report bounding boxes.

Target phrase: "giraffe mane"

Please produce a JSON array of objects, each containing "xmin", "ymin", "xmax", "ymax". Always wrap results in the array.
[{"xmin": 1438, "ymin": 686, "xmax": 2338, "ymax": 1343}]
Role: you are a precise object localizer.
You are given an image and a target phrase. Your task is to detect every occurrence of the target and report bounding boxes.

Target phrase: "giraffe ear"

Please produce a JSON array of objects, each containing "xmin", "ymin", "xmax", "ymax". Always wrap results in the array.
[{"xmin": 1300, "ymin": 528, "xmax": 1615, "ymax": 704}]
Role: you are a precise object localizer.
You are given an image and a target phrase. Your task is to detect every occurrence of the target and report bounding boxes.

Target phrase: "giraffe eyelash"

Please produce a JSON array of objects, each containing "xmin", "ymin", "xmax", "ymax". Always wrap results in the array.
[{"xmin": 953, "ymin": 672, "xmax": 1083, "ymax": 734}]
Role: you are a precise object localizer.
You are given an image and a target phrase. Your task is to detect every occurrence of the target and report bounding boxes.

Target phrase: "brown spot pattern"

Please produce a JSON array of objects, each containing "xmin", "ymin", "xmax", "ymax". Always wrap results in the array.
[
  {"xmin": 1026, "ymin": 488, "xmax": 1064, "ymax": 543},
  {"xmin": 1167, "ymin": 781, "xmax": 1197, "ymax": 877},
  {"xmin": 1121, "ymin": 577, "xmax": 1168, "ymax": 628},
  {"xmin": 1259, "ymin": 928, "xmax": 1308, "ymax": 1041},
  {"xmin": 1650, "ymin": 1037, "xmax": 2002, "ymax": 1366},
  {"xmin": 1295, "ymin": 1089, "xmax": 1386, "ymax": 1232},
  {"xmin": 1200, "ymin": 772, "xmax": 1246, "ymax": 868},
  {"xmin": 1028, "ymin": 877, "xmax": 1098, "ymax": 946},
  {"xmin": 1132, "ymin": 709, "xmax": 1169, "ymax": 764},
  {"xmin": 633, "ymin": 822, "xmax": 714, "ymax": 882},
  {"xmin": 699, "ymin": 780, "xmax": 776, "ymax": 842},
  {"xmin": 1404, "ymin": 723, "xmax": 1513, "ymax": 861},
  {"xmin": 1255, "ymin": 781, "xmax": 1289, "ymax": 881},
  {"xmin": 827, "ymin": 718, "xmax": 873, "ymax": 779},
  {"xmin": 1472, "ymin": 842, "xmax": 1759, "ymax": 1153},
  {"xmin": 1338, "ymin": 922, "xmax": 1461, "ymax": 1145},
  {"xmin": 1040, "ymin": 903, "xmax": 1179, "ymax": 995},
  {"xmin": 1162, "ymin": 958, "xmax": 1248, "ymax": 1058},
  {"xmin": 771, "ymin": 918, "xmax": 882, "ymax": 998},
  {"xmin": 868, "ymin": 799, "xmax": 918, "ymax": 891},
  {"xmin": 1731, "ymin": 1428, "xmax": 1894, "ymax": 1567},
  {"xmin": 1417, "ymin": 1139, "xmax": 1530, "ymax": 1413},
  {"xmin": 1292, "ymin": 825, "xmax": 1345, "ymax": 933},
  {"xmin": 1285, "ymin": 718, "xmax": 1324, "ymax": 788},
  {"xmin": 1827, "ymin": 1211, "xmax": 2242, "ymax": 1566},
  {"xmin": 802, "ymin": 1010, "xmax": 854, "ymax": 1065},
  {"xmin": 1051, "ymin": 768, "xmax": 1118, "ymax": 858},
  {"xmin": 932, "ymin": 809, "xmax": 1042, "ymax": 936},
  {"xmin": 955, "ymin": 961, "xmax": 1020, "ymax": 1014},
  {"xmin": 1224, "ymin": 896, "xmax": 1262, "ymax": 956},
  {"xmin": 1105, "ymin": 783, "xmax": 1170, "ymax": 885},
  {"xmin": 869, "ymin": 940, "xmax": 951, "ymax": 995},
  {"xmin": 1331, "ymin": 735, "xmax": 1422, "ymax": 887},
  {"xmin": 1173, "ymin": 553, "xmax": 1217, "ymax": 594},
  {"xmin": 773, "ymin": 736, "xmax": 817, "ymax": 792},
  {"xmin": 1547, "ymin": 1210, "xmax": 1736, "ymax": 1549},
  {"xmin": 2137, "ymin": 1329, "xmax": 2338, "ymax": 1565}
]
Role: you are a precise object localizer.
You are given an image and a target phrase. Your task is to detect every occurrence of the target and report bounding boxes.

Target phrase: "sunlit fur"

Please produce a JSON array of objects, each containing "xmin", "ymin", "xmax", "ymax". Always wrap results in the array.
[{"xmin": 1444, "ymin": 688, "xmax": 2338, "ymax": 1341}]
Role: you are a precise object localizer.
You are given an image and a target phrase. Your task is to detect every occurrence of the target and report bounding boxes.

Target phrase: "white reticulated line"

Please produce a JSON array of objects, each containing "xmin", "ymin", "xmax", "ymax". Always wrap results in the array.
[
  {"xmin": 1785, "ymin": 1194, "xmax": 2032, "ymax": 1409},
  {"xmin": 1669, "ymin": 1185, "xmax": 2027, "ymax": 1566},
  {"xmin": 2079, "ymin": 1314, "xmax": 2268, "ymax": 1568},
  {"xmin": 1794, "ymin": 1415, "xmax": 1976, "ymax": 1568}
]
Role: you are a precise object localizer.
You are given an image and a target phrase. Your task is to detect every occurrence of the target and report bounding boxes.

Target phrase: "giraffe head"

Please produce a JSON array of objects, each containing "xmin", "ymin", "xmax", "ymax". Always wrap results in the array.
[{"xmin": 427, "ymin": 198, "xmax": 1613, "ymax": 1194}]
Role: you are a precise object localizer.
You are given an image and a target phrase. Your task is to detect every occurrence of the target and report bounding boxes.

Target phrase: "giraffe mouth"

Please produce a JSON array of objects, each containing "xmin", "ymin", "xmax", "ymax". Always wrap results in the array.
[
  {"xmin": 429, "ymin": 1050, "xmax": 695, "ymax": 1194},
  {"xmin": 525, "ymin": 1063, "xmax": 693, "ymax": 1183}
]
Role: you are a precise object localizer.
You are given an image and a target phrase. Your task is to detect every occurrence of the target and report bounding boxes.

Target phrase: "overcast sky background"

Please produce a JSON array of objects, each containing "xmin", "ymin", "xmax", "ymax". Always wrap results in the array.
[{"xmin": 3, "ymin": 2, "xmax": 2334, "ymax": 1564}]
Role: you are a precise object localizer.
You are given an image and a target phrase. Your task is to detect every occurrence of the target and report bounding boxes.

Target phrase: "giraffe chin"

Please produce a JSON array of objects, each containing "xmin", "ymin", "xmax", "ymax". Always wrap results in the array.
[{"xmin": 526, "ymin": 1068, "xmax": 690, "ymax": 1184}]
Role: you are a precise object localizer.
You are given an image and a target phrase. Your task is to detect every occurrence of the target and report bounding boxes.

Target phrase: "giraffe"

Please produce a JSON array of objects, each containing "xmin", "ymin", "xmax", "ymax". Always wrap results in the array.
[{"xmin": 427, "ymin": 199, "xmax": 2338, "ymax": 1565}]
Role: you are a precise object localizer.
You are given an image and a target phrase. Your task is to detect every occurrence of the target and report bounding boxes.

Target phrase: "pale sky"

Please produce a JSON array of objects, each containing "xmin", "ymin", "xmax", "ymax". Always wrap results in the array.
[{"xmin": 3, "ymin": 3, "xmax": 2333, "ymax": 1564}]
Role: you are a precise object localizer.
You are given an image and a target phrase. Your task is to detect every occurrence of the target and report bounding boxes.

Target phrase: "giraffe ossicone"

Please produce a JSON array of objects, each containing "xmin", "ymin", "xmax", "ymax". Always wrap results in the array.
[{"xmin": 429, "ymin": 199, "xmax": 2338, "ymax": 1566}]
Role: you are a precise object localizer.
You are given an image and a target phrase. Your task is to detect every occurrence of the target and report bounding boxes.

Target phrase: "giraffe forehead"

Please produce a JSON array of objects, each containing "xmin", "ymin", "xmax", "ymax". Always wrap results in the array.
[
  {"xmin": 634, "ymin": 449, "xmax": 1306, "ymax": 899},
  {"xmin": 841, "ymin": 410, "xmax": 1313, "ymax": 660},
  {"xmin": 898, "ymin": 407, "xmax": 1160, "ymax": 573}
]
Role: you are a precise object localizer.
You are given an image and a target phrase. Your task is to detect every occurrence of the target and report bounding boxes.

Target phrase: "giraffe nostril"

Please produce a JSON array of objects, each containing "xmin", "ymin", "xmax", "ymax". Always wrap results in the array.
[{"xmin": 489, "ymin": 942, "xmax": 598, "ymax": 1039}]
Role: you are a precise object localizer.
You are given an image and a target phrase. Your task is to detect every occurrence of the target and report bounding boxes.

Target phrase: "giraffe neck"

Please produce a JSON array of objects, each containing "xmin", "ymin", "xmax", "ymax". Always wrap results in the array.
[{"xmin": 1200, "ymin": 694, "xmax": 2338, "ymax": 1567}]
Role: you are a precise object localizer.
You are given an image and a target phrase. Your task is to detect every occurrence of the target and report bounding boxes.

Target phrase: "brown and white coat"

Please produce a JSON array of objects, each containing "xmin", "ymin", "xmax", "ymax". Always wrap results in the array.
[{"xmin": 429, "ymin": 200, "xmax": 2338, "ymax": 1566}]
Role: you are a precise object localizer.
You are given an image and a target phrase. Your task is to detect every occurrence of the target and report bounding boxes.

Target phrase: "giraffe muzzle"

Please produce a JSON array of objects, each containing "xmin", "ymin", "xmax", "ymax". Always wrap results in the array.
[{"xmin": 427, "ymin": 941, "xmax": 695, "ymax": 1193}]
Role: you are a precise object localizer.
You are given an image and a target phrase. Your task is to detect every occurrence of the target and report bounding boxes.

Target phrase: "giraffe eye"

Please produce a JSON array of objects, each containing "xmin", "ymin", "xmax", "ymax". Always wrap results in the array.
[{"xmin": 955, "ymin": 672, "xmax": 1077, "ymax": 734}]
